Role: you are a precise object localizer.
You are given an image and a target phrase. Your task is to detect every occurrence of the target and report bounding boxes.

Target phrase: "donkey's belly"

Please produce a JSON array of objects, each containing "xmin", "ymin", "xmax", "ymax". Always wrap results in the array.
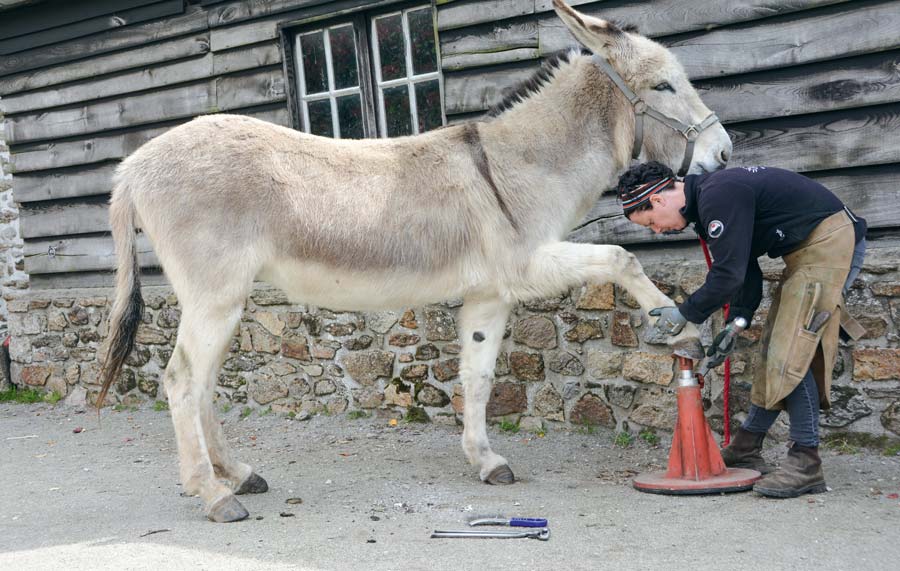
[{"xmin": 258, "ymin": 258, "xmax": 480, "ymax": 311}]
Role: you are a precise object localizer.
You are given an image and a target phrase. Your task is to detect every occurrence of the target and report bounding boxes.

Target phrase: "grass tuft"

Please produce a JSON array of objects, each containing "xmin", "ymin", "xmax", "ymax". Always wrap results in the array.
[
  {"xmin": 614, "ymin": 431, "xmax": 634, "ymax": 448},
  {"xmin": 403, "ymin": 406, "xmax": 430, "ymax": 423},
  {"xmin": 639, "ymin": 428, "xmax": 659, "ymax": 446},
  {"xmin": 0, "ymin": 387, "xmax": 44, "ymax": 404},
  {"xmin": 498, "ymin": 419, "xmax": 520, "ymax": 433}
]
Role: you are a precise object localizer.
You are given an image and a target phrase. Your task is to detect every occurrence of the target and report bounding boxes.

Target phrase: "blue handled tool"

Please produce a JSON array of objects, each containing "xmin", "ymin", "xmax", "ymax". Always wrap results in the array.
[{"xmin": 468, "ymin": 517, "xmax": 548, "ymax": 528}]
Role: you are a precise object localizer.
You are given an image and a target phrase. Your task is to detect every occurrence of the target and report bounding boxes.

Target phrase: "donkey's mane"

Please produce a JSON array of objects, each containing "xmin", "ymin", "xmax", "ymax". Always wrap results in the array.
[
  {"xmin": 488, "ymin": 48, "xmax": 592, "ymax": 117},
  {"xmin": 487, "ymin": 17, "xmax": 639, "ymax": 118}
]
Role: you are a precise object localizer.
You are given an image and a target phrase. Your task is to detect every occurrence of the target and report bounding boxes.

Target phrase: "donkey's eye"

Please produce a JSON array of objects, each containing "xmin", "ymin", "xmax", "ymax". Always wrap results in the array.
[{"xmin": 653, "ymin": 82, "xmax": 675, "ymax": 93}]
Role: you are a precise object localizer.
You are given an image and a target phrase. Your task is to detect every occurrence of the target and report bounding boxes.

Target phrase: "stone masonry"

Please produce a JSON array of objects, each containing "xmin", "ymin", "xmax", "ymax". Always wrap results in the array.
[
  {"xmin": 6, "ymin": 242, "xmax": 900, "ymax": 439},
  {"xmin": 0, "ymin": 99, "xmax": 29, "ymax": 391}
]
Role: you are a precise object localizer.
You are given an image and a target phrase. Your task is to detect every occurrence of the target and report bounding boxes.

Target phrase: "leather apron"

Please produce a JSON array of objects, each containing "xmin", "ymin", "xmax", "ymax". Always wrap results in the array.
[{"xmin": 752, "ymin": 211, "xmax": 855, "ymax": 410}]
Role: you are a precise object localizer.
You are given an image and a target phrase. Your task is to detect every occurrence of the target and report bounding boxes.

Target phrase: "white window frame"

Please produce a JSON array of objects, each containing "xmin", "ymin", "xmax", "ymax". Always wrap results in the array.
[
  {"xmin": 294, "ymin": 24, "xmax": 364, "ymax": 139},
  {"xmin": 284, "ymin": 1, "xmax": 445, "ymax": 139},
  {"xmin": 370, "ymin": 5, "xmax": 445, "ymax": 138}
]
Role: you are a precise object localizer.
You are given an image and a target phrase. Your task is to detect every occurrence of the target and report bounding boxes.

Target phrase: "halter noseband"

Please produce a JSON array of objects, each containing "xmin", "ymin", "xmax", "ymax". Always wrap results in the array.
[{"xmin": 592, "ymin": 55, "xmax": 720, "ymax": 177}]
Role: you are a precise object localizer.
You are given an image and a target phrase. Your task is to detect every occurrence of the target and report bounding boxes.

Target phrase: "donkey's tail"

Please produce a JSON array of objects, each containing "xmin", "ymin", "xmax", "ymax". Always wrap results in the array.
[{"xmin": 97, "ymin": 176, "xmax": 145, "ymax": 409}]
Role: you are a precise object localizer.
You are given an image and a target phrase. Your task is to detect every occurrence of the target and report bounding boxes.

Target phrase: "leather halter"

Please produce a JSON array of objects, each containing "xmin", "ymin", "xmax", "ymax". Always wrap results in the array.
[{"xmin": 592, "ymin": 55, "xmax": 720, "ymax": 177}]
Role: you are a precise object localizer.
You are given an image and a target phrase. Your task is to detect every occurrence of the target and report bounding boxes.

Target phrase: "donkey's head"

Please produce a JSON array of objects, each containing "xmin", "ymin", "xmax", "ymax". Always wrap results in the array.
[{"xmin": 553, "ymin": 0, "xmax": 731, "ymax": 176}]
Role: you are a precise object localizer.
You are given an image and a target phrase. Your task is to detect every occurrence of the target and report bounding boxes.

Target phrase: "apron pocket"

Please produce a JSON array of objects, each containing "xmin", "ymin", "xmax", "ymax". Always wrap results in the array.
[{"xmin": 785, "ymin": 328, "xmax": 822, "ymax": 380}]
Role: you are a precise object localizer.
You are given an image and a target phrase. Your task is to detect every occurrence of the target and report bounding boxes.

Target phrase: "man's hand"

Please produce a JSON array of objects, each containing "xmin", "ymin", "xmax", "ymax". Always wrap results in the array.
[
  {"xmin": 704, "ymin": 329, "xmax": 736, "ymax": 369},
  {"xmin": 649, "ymin": 306, "xmax": 687, "ymax": 336},
  {"xmin": 701, "ymin": 318, "xmax": 748, "ymax": 375}
]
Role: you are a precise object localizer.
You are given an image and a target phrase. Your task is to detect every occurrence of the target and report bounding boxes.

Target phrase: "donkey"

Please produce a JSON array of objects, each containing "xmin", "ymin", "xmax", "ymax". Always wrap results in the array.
[{"xmin": 99, "ymin": 0, "xmax": 732, "ymax": 522}]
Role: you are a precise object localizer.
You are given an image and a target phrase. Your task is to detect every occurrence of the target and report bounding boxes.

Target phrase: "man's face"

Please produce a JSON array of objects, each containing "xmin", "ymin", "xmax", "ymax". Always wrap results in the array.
[{"xmin": 627, "ymin": 193, "xmax": 689, "ymax": 234}]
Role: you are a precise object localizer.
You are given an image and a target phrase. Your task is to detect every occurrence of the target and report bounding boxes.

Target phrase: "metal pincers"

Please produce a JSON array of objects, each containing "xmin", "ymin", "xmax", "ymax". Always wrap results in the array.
[{"xmin": 430, "ymin": 528, "xmax": 551, "ymax": 541}]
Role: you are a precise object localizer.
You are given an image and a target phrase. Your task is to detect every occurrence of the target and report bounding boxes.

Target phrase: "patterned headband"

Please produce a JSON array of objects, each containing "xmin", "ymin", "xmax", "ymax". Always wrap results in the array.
[{"xmin": 621, "ymin": 177, "xmax": 674, "ymax": 214}]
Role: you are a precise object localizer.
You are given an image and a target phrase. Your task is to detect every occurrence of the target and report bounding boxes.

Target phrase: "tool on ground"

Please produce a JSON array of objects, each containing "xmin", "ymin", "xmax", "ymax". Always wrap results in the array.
[
  {"xmin": 807, "ymin": 310, "xmax": 831, "ymax": 334},
  {"xmin": 632, "ymin": 355, "xmax": 761, "ymax": 495},
  {"xmin": 468, "ymin": 516, "xmax": 548, "ymax": 527},
  {"xmin": 431, "ymin": 528, "xmax": 551, "ymax": 540},
  {"xmin": 697, "ymin": 317, "xmax": 748, "ymax": 380}
]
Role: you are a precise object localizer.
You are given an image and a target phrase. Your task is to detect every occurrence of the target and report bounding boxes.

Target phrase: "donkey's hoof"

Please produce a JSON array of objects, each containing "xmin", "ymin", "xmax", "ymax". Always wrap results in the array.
[
  {"xmin": 235, "ymin": 472, "xmax": 269, "ymax": 495},
  {"xmin": 207, "ymin": 495, "xmax": 249, "ymax": 523},
  {"xmin": 485, "ymin": 465, "xmax": 515, "ymax": 485}
]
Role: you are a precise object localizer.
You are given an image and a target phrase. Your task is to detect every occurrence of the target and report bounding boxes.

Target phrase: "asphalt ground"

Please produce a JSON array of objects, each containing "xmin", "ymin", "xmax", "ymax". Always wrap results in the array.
[{"xmin": 1, "ymin": 403, "xmax": 899, "ymax": 570}]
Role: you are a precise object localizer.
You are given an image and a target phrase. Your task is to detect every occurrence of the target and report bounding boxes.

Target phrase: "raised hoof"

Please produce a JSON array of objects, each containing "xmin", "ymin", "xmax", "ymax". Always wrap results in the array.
[
  {"xmin": 235, "ymin": 472, "xmax": 269, "ymax": 495},
  {"xmin": 207, "ymin": 495, "xmax": 249, "ymax": 523},
  {"xmin": 485, "ymin": 465, "xmax": 515, "ymax": 485}
]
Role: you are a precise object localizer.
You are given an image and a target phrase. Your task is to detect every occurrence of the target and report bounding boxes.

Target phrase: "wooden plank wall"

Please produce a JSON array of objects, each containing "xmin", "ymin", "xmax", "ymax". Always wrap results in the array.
[
  {"xmin": 1, "ymin": 0, "xmax": 330, "ymax": 288},
  {"xmin": 437, "ymin": 0, "xmax": 900, "ymax": 247},
  {"xmin": 4, "ymin": 0, "xmax": 900, "ymax": 287}
]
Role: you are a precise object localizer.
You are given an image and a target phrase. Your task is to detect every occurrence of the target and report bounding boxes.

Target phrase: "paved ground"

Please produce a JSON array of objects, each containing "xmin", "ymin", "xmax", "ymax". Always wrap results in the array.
[{"xmin": 1, "ymin": 402, "xmax": 899, "ymax": 571}]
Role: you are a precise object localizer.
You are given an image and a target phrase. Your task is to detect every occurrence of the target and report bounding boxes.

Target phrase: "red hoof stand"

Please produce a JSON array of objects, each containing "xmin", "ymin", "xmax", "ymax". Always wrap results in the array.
[{"xmin": 633, "ymin": 357, "xmax": 761, "ymax": 495}]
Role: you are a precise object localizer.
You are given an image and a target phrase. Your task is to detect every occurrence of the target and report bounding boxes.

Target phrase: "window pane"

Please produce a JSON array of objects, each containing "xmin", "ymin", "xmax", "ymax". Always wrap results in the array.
[
  {"xmin": 415, "ymin": 80, "xmax": 442, "ymax": 133},
  {"xmin": 337, "ymin": 94, "xmax": 364, "ymax": 139},
  {"xmin": 408, "ymin": 8, "xmax": 436, "ymax": 75},
  {"xmin": 330, "ymin": 25, "xmax": 359, "ymax": 90},
  {"xmin": 307, "ymin": 99, "xmax": 334, "ymax": 137},
  {"xmin": 300, "ymin": 31, "xmax": 328, "ymax": 94},
  {"xmin": 375, "ymin": 14, "xmax": 406, "ymax": 81},
  {"xmin": 383, "ymin": 85, "xmax": 411, "ymax": 137}
]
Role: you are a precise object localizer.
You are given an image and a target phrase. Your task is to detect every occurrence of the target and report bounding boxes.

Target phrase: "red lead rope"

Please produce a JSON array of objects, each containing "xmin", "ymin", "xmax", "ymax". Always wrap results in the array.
[{"xmin": 698, "ymin": 238, "xmax": 732, "ymax": 446}]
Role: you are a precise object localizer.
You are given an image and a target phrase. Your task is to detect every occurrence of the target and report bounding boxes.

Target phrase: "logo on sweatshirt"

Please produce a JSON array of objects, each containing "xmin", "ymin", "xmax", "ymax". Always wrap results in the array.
[{"xmin": 708, "ymin": 220, "xmax": 724, "ymax": 238}]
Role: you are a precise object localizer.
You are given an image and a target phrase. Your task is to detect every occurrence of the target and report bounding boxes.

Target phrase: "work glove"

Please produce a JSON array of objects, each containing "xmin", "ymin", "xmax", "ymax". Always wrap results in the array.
[
  {"xmin": 705, "ymin": 328, "xmax": 736, "ymax": 369},
  {"xmin": 648, "ymin": 306, "xmax": 687, "ymax": 336}
]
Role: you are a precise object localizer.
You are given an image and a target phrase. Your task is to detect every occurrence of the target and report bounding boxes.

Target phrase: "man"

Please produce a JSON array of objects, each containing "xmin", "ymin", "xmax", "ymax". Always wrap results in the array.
[{"xmin": 617, "ymin": 161, "xmax": 867, "ymax": 498}]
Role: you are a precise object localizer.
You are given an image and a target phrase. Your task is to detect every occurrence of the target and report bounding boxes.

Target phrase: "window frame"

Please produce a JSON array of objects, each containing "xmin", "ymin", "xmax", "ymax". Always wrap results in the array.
[
  {"xmin": 370, "ymin": 5, "xmax": 444, "ymax": 137},
  {"xmin": 279, "ymin": 0, "xmax": 444, "ymax": 139},
  {"xmin": 293, "ymin": 16, "xmax": 374, "ymax": 139}
]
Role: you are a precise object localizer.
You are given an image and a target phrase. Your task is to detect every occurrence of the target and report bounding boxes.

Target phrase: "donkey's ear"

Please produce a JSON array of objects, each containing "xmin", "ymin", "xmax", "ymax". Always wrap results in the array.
[{"xmin": 552, "ymin": 0, "xmax": 629, "ymax": 58}]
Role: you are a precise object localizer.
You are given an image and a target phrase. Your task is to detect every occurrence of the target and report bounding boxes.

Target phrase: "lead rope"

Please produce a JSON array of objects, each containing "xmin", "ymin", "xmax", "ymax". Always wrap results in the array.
[{"xmin": 699, "ymin": 238, "xmax": 732, "ymax": 446}]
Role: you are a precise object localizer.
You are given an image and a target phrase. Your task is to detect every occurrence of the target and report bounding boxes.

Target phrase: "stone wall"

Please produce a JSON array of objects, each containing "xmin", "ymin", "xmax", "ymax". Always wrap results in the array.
[
  {"xmin": 6, "ymin": 241, "xmax": 900, "ymax": 438},
  {"xmin": 1, "ymin": 100, "xmax": 29, "ymax": 391}
]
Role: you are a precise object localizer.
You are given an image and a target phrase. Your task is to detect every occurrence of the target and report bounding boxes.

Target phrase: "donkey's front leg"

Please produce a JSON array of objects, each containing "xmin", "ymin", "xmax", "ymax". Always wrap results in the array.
[
  {"xmin": 458, "ymin": 296, "xmax": 515, "ymax": 484},
  {"xmin": 522, "ymin": 242, "xmax": 701, "ymax": 347}
]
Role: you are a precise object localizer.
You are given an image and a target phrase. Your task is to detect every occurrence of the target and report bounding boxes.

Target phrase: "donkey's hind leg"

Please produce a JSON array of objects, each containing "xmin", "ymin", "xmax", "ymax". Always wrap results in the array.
[
  {"xmin": 458, "ymin": 296, "xmax": 515, "ymax": 484},
  {"xmin": 165, "ymin": 300, "xmax": 250, "ymax": 522},
  {"xmin": 200, "ymin": 385, "xmax": 268, "ymax": 495}
]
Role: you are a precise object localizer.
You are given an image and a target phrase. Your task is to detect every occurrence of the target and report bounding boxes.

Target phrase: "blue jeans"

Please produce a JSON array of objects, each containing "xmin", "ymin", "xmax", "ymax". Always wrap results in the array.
[{"xmin": 742, "ymin": 239, "xmax": 867, "ymax": 447}]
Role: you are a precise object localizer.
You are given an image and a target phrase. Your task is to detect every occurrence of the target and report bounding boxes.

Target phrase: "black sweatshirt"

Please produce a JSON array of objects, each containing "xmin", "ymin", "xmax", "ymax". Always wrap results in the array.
[{"xmin": 677, "ymin": 166, "xmax": 866, "ymax": 325}]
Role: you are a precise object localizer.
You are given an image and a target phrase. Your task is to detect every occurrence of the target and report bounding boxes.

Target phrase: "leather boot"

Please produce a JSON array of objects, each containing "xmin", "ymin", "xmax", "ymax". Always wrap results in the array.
[
  {"xmin": 753, "ymin": 443, "xmax": 827, "ymax": 498},
  {"xmin": 720, "ymin": 427, "xmax": 773, "ymax": 475}
]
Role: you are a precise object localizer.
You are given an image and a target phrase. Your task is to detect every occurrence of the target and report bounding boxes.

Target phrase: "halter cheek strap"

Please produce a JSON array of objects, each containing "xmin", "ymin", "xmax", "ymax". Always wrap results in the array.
[{"xmin": 592, "ymin": 55, "xmax": 721, "ymax": 177}]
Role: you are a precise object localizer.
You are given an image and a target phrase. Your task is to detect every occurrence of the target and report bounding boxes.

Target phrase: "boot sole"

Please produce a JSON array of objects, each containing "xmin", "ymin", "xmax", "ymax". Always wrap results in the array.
[
  {"xmin": 754, "ymin": 482, "xmax": 827, "ymax": 498},
  {"xmin": 725, "ymin": 461, "xmax": 774, "ymax": 475}
]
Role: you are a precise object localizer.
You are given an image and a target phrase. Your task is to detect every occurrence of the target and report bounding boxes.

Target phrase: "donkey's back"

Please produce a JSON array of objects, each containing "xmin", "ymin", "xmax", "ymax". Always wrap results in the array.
[{"xmin": 118, "ymin": 114, "xmax": 516, "ymax": 309}]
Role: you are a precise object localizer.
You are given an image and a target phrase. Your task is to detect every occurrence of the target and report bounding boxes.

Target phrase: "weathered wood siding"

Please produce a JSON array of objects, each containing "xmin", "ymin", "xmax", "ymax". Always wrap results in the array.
[
  {"xmin": 4, "ymin": 0, "xmax": 900, "ymax": 287},
  {"xmin": 438, "ymin": 0, "xmax": 900, "ymax": 248},
  {"xmin": 1, "ymin": 0, "xmax": 306, "ymax": 287}
]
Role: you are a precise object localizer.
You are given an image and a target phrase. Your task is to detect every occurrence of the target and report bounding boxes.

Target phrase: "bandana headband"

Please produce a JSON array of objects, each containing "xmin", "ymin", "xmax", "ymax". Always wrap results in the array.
[{"xmin": 622, "ymin": 177, "xmax": 674, "ymax": 214}]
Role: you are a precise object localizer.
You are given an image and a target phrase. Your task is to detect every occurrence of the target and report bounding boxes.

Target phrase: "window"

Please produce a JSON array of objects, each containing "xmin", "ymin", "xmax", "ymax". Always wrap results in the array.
[{"xmin": 287, "ymin": 3, "xmax": 444, "ymax": 139}]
